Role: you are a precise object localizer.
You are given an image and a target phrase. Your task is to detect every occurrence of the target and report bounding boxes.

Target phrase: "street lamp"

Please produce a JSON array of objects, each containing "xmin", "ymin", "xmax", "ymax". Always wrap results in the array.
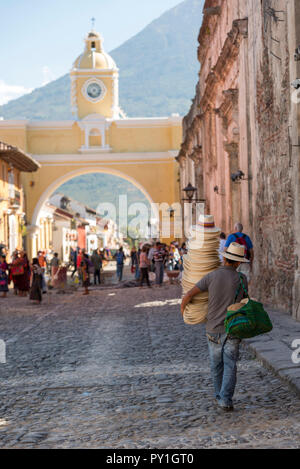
[
  {"xmin": 182, "ymin": 183, "xmax": 205, "ymax": 203},
  {"xmin": 231, "ymin": 170, "xmax": 249, "ymax": 182},
  {"xmin": 183, "ymin": 183, "xmax": 197, "ymax": 202}
]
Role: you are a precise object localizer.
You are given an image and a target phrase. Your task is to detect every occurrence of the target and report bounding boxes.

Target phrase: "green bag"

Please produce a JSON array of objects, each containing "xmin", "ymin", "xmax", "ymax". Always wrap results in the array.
[{"xmin": 224, "ymin": 275, "xmax": 273, "ymax": 339}]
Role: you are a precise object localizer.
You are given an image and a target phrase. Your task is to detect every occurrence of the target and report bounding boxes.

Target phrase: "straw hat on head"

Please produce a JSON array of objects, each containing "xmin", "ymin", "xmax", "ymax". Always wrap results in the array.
[{"xmin": 222, "ymin": 242, "xmax": 250, "ymax": 263}]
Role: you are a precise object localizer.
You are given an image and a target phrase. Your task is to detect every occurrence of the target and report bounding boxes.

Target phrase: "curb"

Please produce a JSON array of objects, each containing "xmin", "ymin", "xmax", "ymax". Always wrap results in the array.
[{"xmin": 242, "ymin": 309, "xmax": 300, "ymax": 397}]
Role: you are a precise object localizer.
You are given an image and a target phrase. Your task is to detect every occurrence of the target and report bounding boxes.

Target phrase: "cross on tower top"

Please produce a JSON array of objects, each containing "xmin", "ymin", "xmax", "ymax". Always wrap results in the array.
[{"xmin": 91, "ymin": 17, "xmax": 96, "ymax": 30}]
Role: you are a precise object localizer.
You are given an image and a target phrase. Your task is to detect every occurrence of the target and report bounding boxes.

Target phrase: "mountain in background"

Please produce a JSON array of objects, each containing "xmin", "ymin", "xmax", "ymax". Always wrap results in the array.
[
  {"xmin": 56, "ymin": 174, "xmax": 150, "ymax": 211},
  {"xmin": 0, "ymin": 0, "xmax": 204, "ymax": 120}
]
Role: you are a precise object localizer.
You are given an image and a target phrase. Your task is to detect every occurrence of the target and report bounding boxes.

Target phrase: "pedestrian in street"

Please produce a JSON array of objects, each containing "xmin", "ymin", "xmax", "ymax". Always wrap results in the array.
[
  {"xmin": 136, "ymin": 246, "xmax": 141, "ymax": 280},
  {"xmin": 14, "ymin": 251, "xmax": 30, "ymax": 297},
  {"xmin": 0, "ymin": 255, "xmax": 9, "ymax": 298},
  {"xmin": 38, "ymin": 250, "xmax": 47, "ymax": 293},
  {"xmin": 29, "ymin": 258, "xmax": 43, "ymax": 304},
  {"xmin": 77, "ymin": 249, "xmax": 83, "ymax": 283},
  {"xmin": 115, "ymin": 247, "xmax": 126, "ymax": 282},
  {"xmin": 81, "ymin": 253, "xmax": 91, "ymax": 295},
  {"xmin": 139, "ymin": 245, "xmax": 151, "ymax": 288},
  {"xmin": 91, "ymin": 249, "xmax": 102, "ymax": 285},
  {"xmin": 154, "ymin": 242, "xmax": 166, "ymax": 286},
  {"xmin": 10, "ymin": 249, "xmax": 19, "ymax": 295},
  {"xmin": 50, "ymin": 253, "xmax": 60, "ymax": 288},
  {"xmin": 224, "ymin": 222, "xmax": 254, "ymax": 282},
  {"xmin": 180, "ymin": 242, "xmax": 249, "ymax": 411},
  {"xmin": 173, "ymin": 243, "xmax": 181, "ymax": 271},
  {"xmin": 71, "ymin": 247, "xmax": 78, "ymax": 278},
  {"xmin": 148, "ymin": 243, "xmax": 156, "ymax": 272},
  {"xmin": 180, "ymin": 243, "xmax": 187, "ymax": 255},
  {"xmin": 130, "ymin": 246, "xmax": 140, "ymax": 281},
  {"xmin": 179, "ymin": 243, "xmax": 187, "ymax": 272},
  {"xmin": 167, "ymin": 244, "xmax": 174, "ymax": 271}
]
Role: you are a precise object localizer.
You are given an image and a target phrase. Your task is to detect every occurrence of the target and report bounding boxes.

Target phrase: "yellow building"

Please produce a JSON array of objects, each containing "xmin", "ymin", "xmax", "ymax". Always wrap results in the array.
[
  {"xmin": 0, "ymin": 29, "xmax": 182, "ymax": 258},
  {"xmin": 0, "ymin": 141, "xmax": 39, "ymax": 260}
]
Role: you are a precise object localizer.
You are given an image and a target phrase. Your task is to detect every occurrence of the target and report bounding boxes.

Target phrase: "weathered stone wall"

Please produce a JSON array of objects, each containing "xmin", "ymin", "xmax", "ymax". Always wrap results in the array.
[
  {"xmin": 250, "ymin": 0, "xmax": 296, "ymax": 311},
  {"xmin": 178, "ymin": 0, "xmax": 300, "ymax": 317},
  {"xmin": 289, "ymin": 0, "xmax": 300, "ymax": 320}
]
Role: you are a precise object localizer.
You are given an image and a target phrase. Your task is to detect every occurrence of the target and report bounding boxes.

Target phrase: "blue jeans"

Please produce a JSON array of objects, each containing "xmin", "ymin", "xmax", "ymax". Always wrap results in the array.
[
  {"xmin": 135, "ymin": 265, "xmax": 140, "ymax": 280},
  {"xmin": 117, "ymin": 264, "xmax": 123, "ymax": 281},
  {"xmin": 206, "ymin": 333, "xmax": 241, "ymax": 407},
  {"xmin": 155, "ymin": 261, "xmax": 164, "ymax": 285}
]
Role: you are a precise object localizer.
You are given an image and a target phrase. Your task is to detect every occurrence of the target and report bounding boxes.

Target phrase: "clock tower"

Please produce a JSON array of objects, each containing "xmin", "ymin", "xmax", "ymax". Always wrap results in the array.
[{"xmin": 70, "ymin": 29, "xmax": 120, "ymax": 120}]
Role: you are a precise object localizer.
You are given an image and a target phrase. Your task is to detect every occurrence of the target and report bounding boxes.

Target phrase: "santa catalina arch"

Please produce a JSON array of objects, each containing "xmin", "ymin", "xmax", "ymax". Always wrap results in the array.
[{"xmin": 0, "ymin": 29, "xmax": 182, "ymax": 257}]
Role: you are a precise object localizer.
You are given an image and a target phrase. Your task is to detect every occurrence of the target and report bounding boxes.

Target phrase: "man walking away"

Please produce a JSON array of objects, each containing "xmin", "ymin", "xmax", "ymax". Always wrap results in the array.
[
  {"xmin": 71, "ymin": 248, "xmax": 78, "ymax": 278},
  {"xmin": 130, "ymin": 246, "xmax": 140, "ymax": 280},
  {"xmin": 154, "ymin": 242, "xmax": 166, "ymax": 286},
  {"xmin": 115, "ymin": 247, "xmax": 126, "ymax": 282},
  {"xmin": 225, "ymin": 223, "xmax": 253, "ymax": 282},
  {"xmin": 91, "ymin": 249, "xmax": 102, "ymax": 285},
  {"xmin": 181, "ymin": 243, "xmax": 249, "ymax": 411}
]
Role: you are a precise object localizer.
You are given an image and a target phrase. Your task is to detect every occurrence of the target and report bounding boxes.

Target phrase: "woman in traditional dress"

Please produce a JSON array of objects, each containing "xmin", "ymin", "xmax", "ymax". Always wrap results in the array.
[
  {"xmin": 0, "ymin": 255, "xmax": 9, "ymax": 298},
  {"xmin": 29, "ymin": 258, "xmax": 43, "ymax": 304},
  {"xmin": 15, "ymin": 251, "xmax": 30, "ymax": 296},
  {"xmin": 80, "ymin": 253, "xmax": 91, "ymax": 295},
  {"xmin": 11, "ymin": 250, "xmax": 20, "ymax": 295},
  {"xmin": 50, "ymin": 253, "xmax": 60, "ymax": 288}
]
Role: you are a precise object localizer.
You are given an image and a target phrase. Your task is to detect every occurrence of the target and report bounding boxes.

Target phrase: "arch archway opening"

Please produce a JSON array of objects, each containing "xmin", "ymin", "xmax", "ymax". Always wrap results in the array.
[{"xmin": 31, "ymin": 168, "xmax": 161, "ymax": 260}]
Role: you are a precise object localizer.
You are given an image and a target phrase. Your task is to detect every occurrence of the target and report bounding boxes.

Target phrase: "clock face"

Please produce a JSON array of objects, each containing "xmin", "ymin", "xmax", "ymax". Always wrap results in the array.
[
  {"xmin": 87, "ymin": 82, "xmax": 102, "ymax": 99},
  {"xmin": 82, "ymin": 79, "xmax": 106, "ymax": 103}
]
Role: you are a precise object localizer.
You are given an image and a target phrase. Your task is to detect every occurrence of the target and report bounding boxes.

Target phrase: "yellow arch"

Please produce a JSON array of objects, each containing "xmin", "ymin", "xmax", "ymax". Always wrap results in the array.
[{"xmin": 31, "ymin": 166, "xmax": 159, "ymax": 226}]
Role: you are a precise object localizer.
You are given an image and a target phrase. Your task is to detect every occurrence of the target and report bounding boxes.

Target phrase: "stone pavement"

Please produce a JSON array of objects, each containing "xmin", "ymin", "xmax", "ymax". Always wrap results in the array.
[{"xmin": 0, "ymin": 284, "xmax": 299, "ymax": 449}]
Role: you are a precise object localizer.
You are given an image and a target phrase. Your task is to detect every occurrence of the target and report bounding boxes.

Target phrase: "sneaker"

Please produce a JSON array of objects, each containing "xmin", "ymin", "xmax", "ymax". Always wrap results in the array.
[{"xmin": 216, "ymin": 398, "xmax": 234, "ymax": 412}]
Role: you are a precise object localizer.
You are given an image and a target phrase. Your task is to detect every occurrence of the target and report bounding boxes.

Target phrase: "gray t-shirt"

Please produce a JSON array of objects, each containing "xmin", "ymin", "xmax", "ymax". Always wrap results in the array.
[{"xmin": 196, "ymin": 266, "xmax": 248, "ymax": 334}]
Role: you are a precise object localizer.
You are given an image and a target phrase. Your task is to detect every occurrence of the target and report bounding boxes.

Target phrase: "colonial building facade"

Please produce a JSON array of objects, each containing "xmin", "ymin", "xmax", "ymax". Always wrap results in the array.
[
  {"xmin": 178, "ymin": 0, "xmax": 300, "ymax": 319},
  {"xmin": 0, "ymin": 142, "xmax": 39, "ymax": 259},
  {"xmin": 0, "ymin": 29, "xmax": 182, "ymax": 258}
]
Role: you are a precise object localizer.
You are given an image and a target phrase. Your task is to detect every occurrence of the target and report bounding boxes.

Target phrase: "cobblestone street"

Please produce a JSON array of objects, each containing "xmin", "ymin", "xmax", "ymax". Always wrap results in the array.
[{"xmin": 0, "ymin": 284, "xmax": 299, "ymax": 449}]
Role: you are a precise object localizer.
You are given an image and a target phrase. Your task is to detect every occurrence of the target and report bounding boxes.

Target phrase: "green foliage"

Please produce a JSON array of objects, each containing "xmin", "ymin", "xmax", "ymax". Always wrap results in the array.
[{"xmin": 0, "ymin": 0, "xmax": 204, "ymax": 120}]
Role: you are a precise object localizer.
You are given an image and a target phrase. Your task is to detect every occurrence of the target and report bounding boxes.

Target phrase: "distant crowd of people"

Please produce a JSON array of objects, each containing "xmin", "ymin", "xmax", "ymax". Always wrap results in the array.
[
  {"xmin": 0, "ymin": 247, "xmax": 108, "ymax": 302},
  {"xmin": 120, "ymin": 222, "xmax": 254, "ymax": 291},
  {"xmin": 125, "ymin": 241, "xmax": 188, "ymax": 288},
  {"xmin": 0, "ymin": 222, "xmax": 254, "ymax": 306},
  {"xmin": 0, "ymin": 249, "xmax": 47, "ymax": 304}
]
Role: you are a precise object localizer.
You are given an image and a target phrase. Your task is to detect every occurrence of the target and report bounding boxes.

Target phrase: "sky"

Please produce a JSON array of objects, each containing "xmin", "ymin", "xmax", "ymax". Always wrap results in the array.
[{"xmin": 0, "ymin": 0, "xmax": 183, "ymax": 105}]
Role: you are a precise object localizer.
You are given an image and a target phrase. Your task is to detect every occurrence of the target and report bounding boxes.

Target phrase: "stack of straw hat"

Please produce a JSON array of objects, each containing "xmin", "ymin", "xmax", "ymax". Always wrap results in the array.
[{"xmin": 182, "ymin": 215, "xmax": 221, "ymax": 325}]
